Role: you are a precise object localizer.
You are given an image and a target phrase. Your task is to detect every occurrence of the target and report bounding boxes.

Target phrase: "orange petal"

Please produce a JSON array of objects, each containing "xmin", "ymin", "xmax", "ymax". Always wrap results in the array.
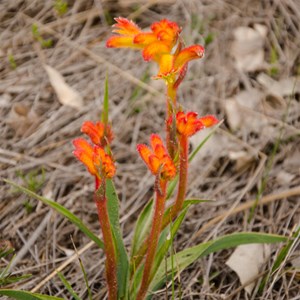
[
  {"xmin": 73, "ymin": 138, "xmax": 98, "ymax": 176},
  {"xmin": 148, "ymin": 155, "xmax": 161, "ymax": 174},
  {"xmin": 137, "ymin": 144, "xmax": 152, "ymax": 166},
  {"xmin": 94, "ymin": 146, "xmax": 116, "ymax": 178},
  {"xmin": 106, "ymin": 36, "xmax": 141, "ymax": 49},
  {"xmin": 173, "ymin": 45, "xmax": 205, "ymax": 70},
  {"xmin": 176, "ymin": 111, "xmax": 204, "ymax": 137},
  {"xmin": 163, "ymin": 160, "xmax": 177, "ymax": 179},
  {"xmin": 198, "ymin": 115, "xmax": 219, "ymax": 128},
  {"xmin": 81, "ymin": 121, "xmax": 104, "ymax": 146},
  {"xmin": 150, "ymin": 134, "xmax": 164, "ymax": 150},
  {"xmin": 151, "ymin": 19, "xmax": 181, "ymax": 44},
  {"xmin": 134, "ymin": 32, "xmax": 157, "ymax": 46},
  {"xmin": 112, "ymin": 17, "xmax": 141, "ymax": 35},
  {"xmin": 142, "ymin": 41, "xmax": 171, "ymax": 61}
]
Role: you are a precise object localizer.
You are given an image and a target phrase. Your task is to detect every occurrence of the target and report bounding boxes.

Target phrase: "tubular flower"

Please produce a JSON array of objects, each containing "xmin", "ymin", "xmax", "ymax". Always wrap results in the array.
[
  {"xmin": 106, "ymin": 17, "xmax": 204, "ymax": 83},
  {"xmin": 73, "ymin": 138, "xmax": 116, "ymax": 180},
  {"xmin": 174, "ymin": 111, "xmax": 219, "ymax": 137},
  {"xmin": 156, "ymin": 45, "xmax": 205, "ymax": 80},
  {"xmin": 81, "ymin": 121, "xmax": 113, "ymax": 147},
  {"xmin": 106, "ymin": 17, "xmax": 181, "ymax": 59},
  {"xmin": 137, "ymin": 134, "xmax": 176, "ymax": 180}
]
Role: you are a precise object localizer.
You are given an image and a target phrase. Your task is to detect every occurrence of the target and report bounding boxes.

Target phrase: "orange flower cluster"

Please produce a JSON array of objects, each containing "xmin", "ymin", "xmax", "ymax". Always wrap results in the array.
[
  {"xmin": 81, "ymin": 121, "xmax": 113, "ymax": 147},
  {"xmin": 73, "ymin": 121, "xmax": 115, "ymax": 181},
  {"xmin": 137, "ymin": 134, "xmax": 176, "ymax": 180},
  {"xmin": 106, "ymin": 17, "xmax": 204, "ymax": 80},
  {"xmin": 172, "ymin": 111, "xmax": 219, "ymax": 137}
]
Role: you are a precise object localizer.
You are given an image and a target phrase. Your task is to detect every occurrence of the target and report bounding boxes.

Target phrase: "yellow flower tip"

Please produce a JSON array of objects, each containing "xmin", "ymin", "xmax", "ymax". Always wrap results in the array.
[
  {"xmin": 106, "ymin": 36, "xmax": 140, "ymax": 49},
  {"xmin": 156, "ymin": 53, "xmax": 174, "ymax": 77},
  {"xmin": 133, "ymin": 32, "xmax": 157, "ymax": 46},
  {"xmin": 199, "ymin": 115, "xmax": 219, "ymax": 128}
]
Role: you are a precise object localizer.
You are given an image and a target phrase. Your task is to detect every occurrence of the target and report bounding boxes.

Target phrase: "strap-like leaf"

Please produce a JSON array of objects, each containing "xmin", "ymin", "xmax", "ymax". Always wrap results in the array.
[
  {"xmin": 3, "ymin": 179, "xmax": 103, "ymax": 249},
  {"xmin": 106, "ymin": 179, "xmax": 129, "ymax": 299},
  {"xmin": 131, "ymin": 199, "xmax": 154, "ymax": 260},
  {"xmin": 0, "ymin": 289, "xmax": 64, "ymax": 300},
  {"xmin": 150, "ymin": 232, "xmax": 287, "ymax": 292}
]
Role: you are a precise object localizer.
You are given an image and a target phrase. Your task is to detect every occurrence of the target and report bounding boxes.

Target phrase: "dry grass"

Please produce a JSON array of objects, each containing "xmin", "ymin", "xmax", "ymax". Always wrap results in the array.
[{"xmin": 1, "ymin": 0, "xmax": 300, "ymax": 299}]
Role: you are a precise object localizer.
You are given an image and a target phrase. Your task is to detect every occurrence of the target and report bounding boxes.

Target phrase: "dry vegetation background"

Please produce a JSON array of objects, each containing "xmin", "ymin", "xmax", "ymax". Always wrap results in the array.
[{"xmin": 1, "ymin": 0, "xmax": 300, "ymax": 299}]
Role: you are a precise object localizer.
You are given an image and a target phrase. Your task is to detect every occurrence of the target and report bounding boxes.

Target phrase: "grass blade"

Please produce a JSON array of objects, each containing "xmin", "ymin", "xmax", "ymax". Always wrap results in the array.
[
  {"xmin": 131, "ymin": 199, "xmax": 153, "ymax": 260},
  {"xmin": 0, "ymin": 290, "xmax": 64, "ymax": 300},
  {"xmin": 150, "ymin": 232, "xmax": 287, "ymax": 292},
  {"xmin": 57, "ymin": 272, "xmax": 81, "ymax": 300},
  {"xmin": 3, "ymin": 179, "xmax": 104, "ymax": 249}
]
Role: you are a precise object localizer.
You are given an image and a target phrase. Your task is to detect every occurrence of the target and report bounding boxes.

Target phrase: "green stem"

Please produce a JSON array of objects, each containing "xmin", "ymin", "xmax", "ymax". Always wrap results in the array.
[
  {"xmin": 136, "ymin": 180, "xmax": 167, "ymax": 300},
  {"xmin": 166, "ymin": 81, "xmax": 177, "ymax": 159},
  {"xmin": 94, "ymin": 180, "xmax": 118, "ymax": 300}
]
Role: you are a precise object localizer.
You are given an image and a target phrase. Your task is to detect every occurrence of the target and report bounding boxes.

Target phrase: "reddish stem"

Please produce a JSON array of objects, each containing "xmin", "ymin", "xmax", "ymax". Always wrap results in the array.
[
  {"xmin": 164, "ymin": 134, "xmax": 188, "ymax": 223},
  {"xmin": 94, "ymin": 179, "xmax": 118, "ymax": 300},
  {"xmin": 130, "ymin": 135, "xmax": 189, "ymax": 274},
  {"xmin": 136, "ymin": 180, "xmax": 167, "ymax": 300}
]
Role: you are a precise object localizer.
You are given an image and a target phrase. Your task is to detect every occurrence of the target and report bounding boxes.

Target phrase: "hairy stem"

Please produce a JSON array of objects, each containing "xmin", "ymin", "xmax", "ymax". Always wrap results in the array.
[
  {"xmin": 136, "ymin": 180, "xmax": 167, "ymax": 300},
  {"xmin": 94, "ymin": 179, "xmax": 118, "ymax": 300},
  {"xmin": 163, "ymin": 134, "xmax": 188, "ymax": 224}
]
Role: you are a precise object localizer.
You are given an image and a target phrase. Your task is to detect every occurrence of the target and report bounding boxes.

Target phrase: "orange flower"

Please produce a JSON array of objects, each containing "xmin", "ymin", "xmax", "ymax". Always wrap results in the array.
[
  {"xmin": 81, "ymin": 121, "xmax": 113, "ymax": 147},
  {"xmin": 106, "ymin": 17, "xmax": 204, "ymax": 83},
  {"xmin": 106, "ymin": 18, "xmax": 180, "ymax": 57},
  {"xmin": 137, "ymin": 134, "xmax": 176, "ymax": 180},
  {"xmin": 73, "ymin": 138, "xmax": 116, "ymax": 180},
  {"xmin": 174, "ymin": 111, "xmax": 219, "ymax": 137}
]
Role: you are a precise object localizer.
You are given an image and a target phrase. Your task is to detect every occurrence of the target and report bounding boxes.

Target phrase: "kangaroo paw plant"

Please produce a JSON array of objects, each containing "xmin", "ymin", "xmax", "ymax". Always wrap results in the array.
[{"xmin": 2, "ymin": 17, "xmax": 288, "ymax": 300}]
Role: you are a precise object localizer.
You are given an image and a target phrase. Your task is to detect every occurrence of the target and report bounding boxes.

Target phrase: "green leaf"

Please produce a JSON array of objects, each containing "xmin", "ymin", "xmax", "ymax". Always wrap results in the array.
[
  {"xmin": 150, "ymin": 204, "xmax": 191, "ymax": 283},
  {"xmin": 106, "ymin": 180, "xmax": 129, "ymax": 299},
  {"xmin": 150, "ymin": 232, "xmax": 287, "ymax": 293},
  {"xmin": 3, "ymin": 179, "xmax": 103, "ymax": 249},
  {"xmin": 101, "ymin": 74, "xmax": 109, "ymax": 126},
  {"xmin": 0, "ymin": 290, "xmax": 64, "ymax": 300},
  {"xmin": 131, "ymin": 199, "xmax": 153, "ymax": 260},
  {"xmin": 259, "ymin": 226, "xmax": 300, "ymax": 292},
  {"xmin": 130, "ymin": 200, "xmax": 203, "ymax": 297},
  {"xmin": 57, "ymin": 272, "xmax": 81, "ymax": 300}
]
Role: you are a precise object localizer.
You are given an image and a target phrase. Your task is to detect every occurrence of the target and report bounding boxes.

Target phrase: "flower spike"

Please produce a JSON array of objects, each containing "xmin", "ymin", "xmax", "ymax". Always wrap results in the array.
[
  {"xmin": 174, "ymin": 111, "xmax": 219, "ymax": 137},
  {"xmin": 137, "ymin": 134, "xmax": 176, "ymax": 180},
  {"xmin": 73, "ymin": 138, "xmax": 116, "ymax": 181},
  {"xmin": 106, "ymin": 17, "xmax": 204, "ymax": 84}
]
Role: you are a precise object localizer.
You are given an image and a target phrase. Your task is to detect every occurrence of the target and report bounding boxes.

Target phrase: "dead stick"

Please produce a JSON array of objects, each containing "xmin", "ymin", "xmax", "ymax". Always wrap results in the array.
[{"xmin": 191, "ymin": 186, "xmax": 300, "ymax": 242}]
